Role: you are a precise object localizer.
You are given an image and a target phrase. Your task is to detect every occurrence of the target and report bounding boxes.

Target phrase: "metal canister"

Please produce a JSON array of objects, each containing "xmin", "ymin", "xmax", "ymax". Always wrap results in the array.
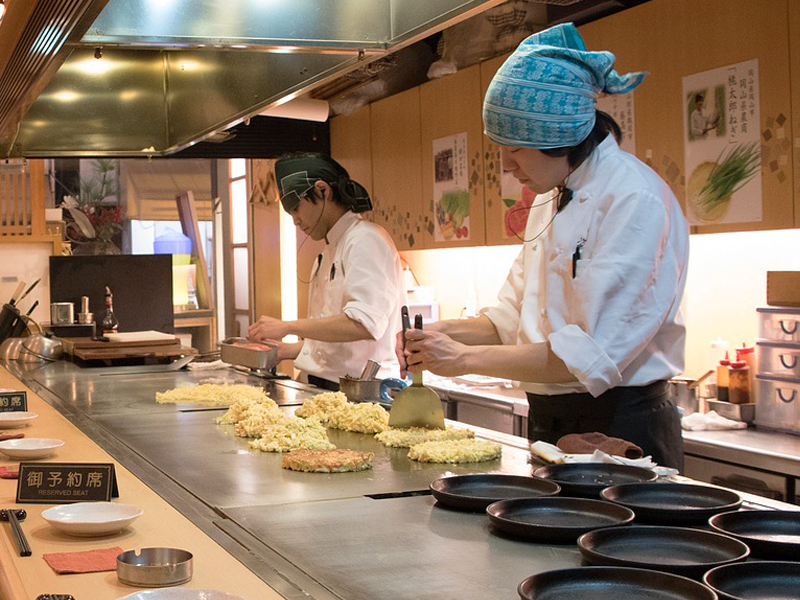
[{"xmin": 50, "ymin": 302, "xmax": 74, "ymax": 325}]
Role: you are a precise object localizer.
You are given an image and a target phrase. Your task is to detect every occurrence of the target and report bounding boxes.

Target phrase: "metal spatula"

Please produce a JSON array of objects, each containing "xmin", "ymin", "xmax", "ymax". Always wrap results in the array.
[{"xmin": 388, "ymin": 311, "xmax": 445, "ymax": 429}]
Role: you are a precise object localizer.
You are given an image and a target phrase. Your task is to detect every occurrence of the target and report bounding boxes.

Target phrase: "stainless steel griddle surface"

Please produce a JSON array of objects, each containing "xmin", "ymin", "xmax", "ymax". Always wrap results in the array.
[
  {"xmin": 222, "ymin": 494, "xmax": 581, "ymax": 600},
  {"xmin": 92, "ymin": 407, "xmax": 533, "ymax": 508},
  {"xmin": 30, "ymin": 362, "xmax": 313, "ymax": 418}
]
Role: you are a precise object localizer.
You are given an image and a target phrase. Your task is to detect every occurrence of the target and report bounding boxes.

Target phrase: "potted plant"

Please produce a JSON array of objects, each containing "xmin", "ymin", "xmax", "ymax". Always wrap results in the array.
[{"xmin": 60, "ymin": 159, "xmax": 125, "ymax": 255}]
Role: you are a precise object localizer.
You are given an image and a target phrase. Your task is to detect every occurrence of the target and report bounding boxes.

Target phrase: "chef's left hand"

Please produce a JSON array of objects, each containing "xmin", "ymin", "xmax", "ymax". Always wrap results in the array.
[
  {"xmin": 248, "ymin": 315, "xmax": 289, "ymax": 343},
  {"xmin": 404, "ymin": 329, "xmax": 468, "ymax": 378}
]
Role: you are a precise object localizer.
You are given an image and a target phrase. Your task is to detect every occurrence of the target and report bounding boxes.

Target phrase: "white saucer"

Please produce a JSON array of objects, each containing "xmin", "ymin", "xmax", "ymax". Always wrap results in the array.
[
  {"xmin": 0, "ymin": 437, "xmax": 63, "ymax": 459},
  {"xmin": 115, "ymin": 589, "xmax": 245, "ymax": 600},
  {"xmin": 42, "ymin": 501, "xmax": 144, "ymax": 537},
  {"xmin": 0, "ymin": 412, "xmax": 38, "ymax": 429}
]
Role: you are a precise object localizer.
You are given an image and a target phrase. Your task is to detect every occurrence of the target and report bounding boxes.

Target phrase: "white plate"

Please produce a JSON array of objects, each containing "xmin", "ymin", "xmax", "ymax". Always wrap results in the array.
[
  {"xmin": 0, "ymin": 412, "xmax": 38, "ymax": 429},
  {"xmin": 42, "ymin": 501, "xmax": 144, "ymax": 537},
  {"xmin": 116, "ymin": 589, "xmax": 245, "ymax": 600},
  {"xmin": 0, "ymin": 437, "xmax": 63, "ymax": 459}
]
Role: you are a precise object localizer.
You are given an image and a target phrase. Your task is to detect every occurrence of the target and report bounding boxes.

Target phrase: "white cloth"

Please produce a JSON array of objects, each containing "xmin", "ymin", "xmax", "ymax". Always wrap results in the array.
[
  {"xmin": 296, "ymin": 211, "xmax": 407, "ymax": 382},
  {"xmin": 481, "ymin": 136, "xmax": 689, "ymax": 397},
  {"xmin": 681, "ymin": 410, "xmax": 747, "ymax": 431},
  {"xmin": 186, "ymin": 359, "xmax": 230, "ymax": 371}
]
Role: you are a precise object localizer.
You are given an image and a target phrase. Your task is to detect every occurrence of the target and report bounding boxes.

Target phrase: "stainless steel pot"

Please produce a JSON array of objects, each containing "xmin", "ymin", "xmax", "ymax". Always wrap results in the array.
[{"xmin": 339, "ymin": 377, "xmax": 407, "ymax": 403}]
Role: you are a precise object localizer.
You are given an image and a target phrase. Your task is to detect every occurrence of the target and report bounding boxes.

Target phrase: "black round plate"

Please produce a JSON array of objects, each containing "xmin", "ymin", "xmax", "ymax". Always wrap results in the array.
[
  {"xmin": 601, "ymin": 482, "xmax": 742, "ymax": 525},
  {"xmin": 533, "ymin": 463, "xmax": 657, "ymax": 497},
  {"xmin": 430, "ymin": 473, "xmax": 561, "ymax": 511},
  {"xmin": 704, "ymin": 561, "xmax": 800, "ymax": 600},
  {"xmin": 486, "ymin": 496, "xmax": 634, "ymax": 543},
  {"xmin": 709, "ymin": 510, "xmax": 800, "ymax": 561},
  {"xmin": 578, "ymin": 525, "xmax": 749, "ymax": 579},
  {"xmin": 518, "ymin": 566, "xmax": 717, "ymax": 600}
]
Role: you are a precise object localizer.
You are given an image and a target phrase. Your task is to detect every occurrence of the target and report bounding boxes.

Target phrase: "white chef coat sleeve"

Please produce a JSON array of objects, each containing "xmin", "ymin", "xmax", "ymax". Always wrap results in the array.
[
  {"xmin": 340, "ymin": 229, "xmax": 402, "ymax": 340},
  {"xmin": 480, "ymin": 245, "xmax": 525, "ymax": 345},
  {"xmin": 549, "ymin": 189, "xmax": 684, "ymax": 396}
]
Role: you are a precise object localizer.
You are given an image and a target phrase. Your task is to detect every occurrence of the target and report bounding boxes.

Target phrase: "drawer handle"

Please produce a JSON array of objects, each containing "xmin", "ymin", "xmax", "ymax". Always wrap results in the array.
[
  {"xmin": 779, "ymin": 319, "xmax": 798, "ymax": 335},
  {"xmin": 779, "ymin": 354, "xmax": 798, "ymax": 369},
  {"xmin": 777, "ymin": 388, "xmax": 796, "ymax": 403}
]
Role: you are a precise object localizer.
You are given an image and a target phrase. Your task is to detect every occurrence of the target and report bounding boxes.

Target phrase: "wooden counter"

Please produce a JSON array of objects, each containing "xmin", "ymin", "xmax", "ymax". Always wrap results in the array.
[{"xmin": 0, "ymin": 367, "xmax": 284, "ymax": 600}]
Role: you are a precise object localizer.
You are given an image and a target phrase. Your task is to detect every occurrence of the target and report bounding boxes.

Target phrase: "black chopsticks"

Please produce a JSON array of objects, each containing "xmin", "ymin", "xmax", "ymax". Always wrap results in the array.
[{"xmin": 0, "ymin": 508, "xmax": 31, "ymax": 557}]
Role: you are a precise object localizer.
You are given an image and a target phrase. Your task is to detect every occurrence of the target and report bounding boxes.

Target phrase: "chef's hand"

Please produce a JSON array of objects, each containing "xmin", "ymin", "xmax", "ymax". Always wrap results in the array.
[
  {"xmin": 248, "ymin": 315, "xmax": 289, "ymax": 343},
  {"xmin": 403, "ymin": 329, "xmax": 468, "ymax": 378}
]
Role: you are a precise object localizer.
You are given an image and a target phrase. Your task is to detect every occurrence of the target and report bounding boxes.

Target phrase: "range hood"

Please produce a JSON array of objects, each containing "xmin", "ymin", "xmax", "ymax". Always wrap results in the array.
[{"xmin": 0, "ymin": 0, "xmax": 507, "ymax": 158}]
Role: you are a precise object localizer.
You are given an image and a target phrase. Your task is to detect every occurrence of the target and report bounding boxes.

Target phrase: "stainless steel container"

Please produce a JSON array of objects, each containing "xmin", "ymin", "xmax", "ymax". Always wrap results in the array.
[
  {"xmin": 339, "ymin": 377, "xmax": 382, "ymax": 402},
  {"xmin": 49, "ymin": 302, "xmax": 74, "ymax": 325},
  {"xmin": 757, "ymin": 341, "xmax": 800, "ymax": 379},
  {"xmin": 758, "ymin": 307, "xmax": 800, "ymax": 343},
  {"xmin": 219, "ymin": 337, "xmax": 278, "ymax": 370},
  {"xmin": 755, "ymin": 374, "xmax": 800, "ymax": 434},
  {"xmin": 117, "ymin": 547, "xmax": 193, "ymax": 587},
  {"xmin": 668, "ymin": 377, "xmax": 699, "ymax": 415}
]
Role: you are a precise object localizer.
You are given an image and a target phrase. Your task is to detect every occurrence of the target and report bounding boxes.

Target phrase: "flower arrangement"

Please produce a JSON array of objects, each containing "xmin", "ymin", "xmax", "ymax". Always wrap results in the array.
[{"xmin": 61, "ymin": 159, "xmax": 125, "ymax": 247}]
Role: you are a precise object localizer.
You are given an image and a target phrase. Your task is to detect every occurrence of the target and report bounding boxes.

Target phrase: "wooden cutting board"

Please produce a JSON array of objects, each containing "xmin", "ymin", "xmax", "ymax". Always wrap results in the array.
[{"xmin": 61, "ymin": 337, "xmax": 191, "ymax": 361}]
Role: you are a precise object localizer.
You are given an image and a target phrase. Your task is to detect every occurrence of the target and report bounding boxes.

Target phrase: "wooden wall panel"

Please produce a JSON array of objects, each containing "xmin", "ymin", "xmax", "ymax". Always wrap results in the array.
[
  {"xmin": 581, "ymin": 0, "xmax": 793, "ymax": 233},
  {"xmin": 480, "ymin": 53, "xmax": 520, "ymax": 246},
  {"xmin": 420, "ymin": 64, "xmax": 486, "ymax": 248},
  {"xmin": 370, "ymin": 87, "xmax": 425, "ymax": 250},
  {"xmin": 330, "ymin": 105, "xmax": 373, "ymax": 202},
  {"xmin": 791, "ymin": 0, "xmax": 800, "ymax": 227}
]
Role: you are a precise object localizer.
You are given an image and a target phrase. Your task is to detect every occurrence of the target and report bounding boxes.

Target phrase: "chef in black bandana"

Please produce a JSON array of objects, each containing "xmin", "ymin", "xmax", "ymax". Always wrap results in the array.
[{"xmin": 248, "ymin": 153, "xmax": 407, "ymax": 389}]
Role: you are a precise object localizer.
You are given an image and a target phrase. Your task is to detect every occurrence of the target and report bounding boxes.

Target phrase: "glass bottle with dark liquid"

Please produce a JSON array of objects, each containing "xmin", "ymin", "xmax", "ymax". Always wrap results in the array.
[{"xmin": 101, "ymin": 286, "xmax": 119, "ymax": 335}]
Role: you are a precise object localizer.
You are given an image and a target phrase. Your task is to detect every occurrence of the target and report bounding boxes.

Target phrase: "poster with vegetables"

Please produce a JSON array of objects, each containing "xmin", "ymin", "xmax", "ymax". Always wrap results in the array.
[
  {"xmin": 682, "ymin": 59, "xmax": 762, "ymax": 225},
  {"xmin": 433, "ymin": 132, "xmax": 470, "ymax": 242}
]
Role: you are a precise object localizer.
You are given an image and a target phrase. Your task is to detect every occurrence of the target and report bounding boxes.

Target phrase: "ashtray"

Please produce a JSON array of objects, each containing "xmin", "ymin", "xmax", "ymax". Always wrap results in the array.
[{"xmin": 117, "ymin": 547, "xmax": 193, "ymax": 587}]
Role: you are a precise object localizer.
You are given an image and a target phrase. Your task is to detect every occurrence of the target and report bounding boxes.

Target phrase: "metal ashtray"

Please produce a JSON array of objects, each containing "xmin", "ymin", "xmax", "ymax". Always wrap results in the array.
[{"xmin": 117, "ymin": 547, "xmax": 193, "ymax": 587}]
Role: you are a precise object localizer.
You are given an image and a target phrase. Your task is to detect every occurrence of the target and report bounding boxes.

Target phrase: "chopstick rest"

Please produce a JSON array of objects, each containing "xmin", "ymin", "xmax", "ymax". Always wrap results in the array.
[
  {"xmin": 0, "ymin": 466, "xmax": 20, "ymax": 479},
  {"xmin": 0, "ymin": 508, "xmax": 31, "ymax": 557}
]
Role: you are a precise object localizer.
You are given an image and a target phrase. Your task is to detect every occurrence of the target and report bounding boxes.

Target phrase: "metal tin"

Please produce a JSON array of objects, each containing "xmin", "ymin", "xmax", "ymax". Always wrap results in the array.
[
  {"xmin": 219, "ymin": 337, "xmax": 278, "ymax": 371},
  {"xmin": 49, "ymin": 302, "xmax": 74, "ymax": 326},
  {"xmin": 116, "ymin": 547, "xmax": 193, "ymax": 587}
]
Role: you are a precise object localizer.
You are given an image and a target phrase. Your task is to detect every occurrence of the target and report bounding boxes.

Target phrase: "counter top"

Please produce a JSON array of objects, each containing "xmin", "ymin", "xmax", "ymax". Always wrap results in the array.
[
  {"xmin": 0, "ymin": 366, "xmax": 285, "ymax": 600},
  {"xmin": 3, "ymin": 360, "xmax": 798, "ymax": 600}
]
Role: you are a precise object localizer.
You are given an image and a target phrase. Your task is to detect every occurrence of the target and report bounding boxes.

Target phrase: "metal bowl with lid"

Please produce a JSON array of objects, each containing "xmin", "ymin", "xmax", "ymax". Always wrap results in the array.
[
  {"xmin": 20, "ymin": 333, "xmax": 63, "ymax": 362},
  {"xmin": 117, "ymin": 547, "xmax": 193, "ymax": 587}
]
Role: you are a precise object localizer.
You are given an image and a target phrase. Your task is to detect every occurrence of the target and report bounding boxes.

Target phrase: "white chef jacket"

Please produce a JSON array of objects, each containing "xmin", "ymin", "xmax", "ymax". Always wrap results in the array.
[
  {"xmin": 481, "ymin": 136, "xmax": 689, "ymax": 397},
  {"xmin": 296, "ymin": 211, "xmax": 407, "ymax": 382}
]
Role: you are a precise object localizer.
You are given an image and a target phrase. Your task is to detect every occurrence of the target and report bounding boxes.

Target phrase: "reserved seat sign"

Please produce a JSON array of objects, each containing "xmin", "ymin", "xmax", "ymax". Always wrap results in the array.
[
  {"xmin": 0, "ymin": 390, "xmax": 27, "ymax": 412},
  {"xmin": 16, "ymin": 463, "xmax": 119, "ymax": 503}
]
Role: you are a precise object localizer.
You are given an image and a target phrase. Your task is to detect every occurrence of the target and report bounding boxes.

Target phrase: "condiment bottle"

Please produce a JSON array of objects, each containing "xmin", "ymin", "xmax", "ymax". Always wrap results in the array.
[
  {"xmin": 736, "ymin": 343, "xmax": 756, "ymax": 401},
  {"xmin": 728, "ymin": 359, "xmax": 751, "ymax": 405},
  {"xmin": 716, "ymin": 351, "xmax": 731, "ymax": 402},
  {"xmin": 101, "ymin": 286, "xmax": 119, "ymax": 335}
]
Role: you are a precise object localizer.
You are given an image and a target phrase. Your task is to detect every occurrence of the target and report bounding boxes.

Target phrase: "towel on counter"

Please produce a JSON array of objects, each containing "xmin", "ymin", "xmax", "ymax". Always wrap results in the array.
[
  {"xmin": 556, "ymin": 432, "xmax": 644, "ymax": 459},
  {"xmin": 529, "ymin": 440, "xmax": 682, "ymax": 476},
  {"xmin": 0, "ymin": 466, "xmax": 19, "ymax": 479},
  {"xmin": 187, "ymin": 359, "xmax": 231, "ymax": 371},
  {"xmin": 43, "ymin": 546, "xmax": 123, "ymax": 574},
  {"xmin": 681, "ymin": 410, "xmax": 747, "ymax": 431}
]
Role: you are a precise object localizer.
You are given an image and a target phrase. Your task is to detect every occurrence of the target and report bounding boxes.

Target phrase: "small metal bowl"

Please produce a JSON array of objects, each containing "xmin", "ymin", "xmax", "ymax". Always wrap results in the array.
[{"xmin": 117, "ymin": 547, "xmax": 193, "ymax": 587}]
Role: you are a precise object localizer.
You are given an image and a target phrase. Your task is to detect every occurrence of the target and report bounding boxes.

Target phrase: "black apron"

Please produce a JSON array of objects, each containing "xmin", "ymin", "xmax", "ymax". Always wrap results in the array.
[{"xmin": 526, "ymin": 380, "xmax": 684, "ymax": 472}]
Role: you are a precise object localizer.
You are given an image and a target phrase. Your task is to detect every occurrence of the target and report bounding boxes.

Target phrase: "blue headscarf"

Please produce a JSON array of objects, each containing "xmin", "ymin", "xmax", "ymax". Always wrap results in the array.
[{"xmin": 483, "ymin": 23, "xmax": 646, "ymax": 149}]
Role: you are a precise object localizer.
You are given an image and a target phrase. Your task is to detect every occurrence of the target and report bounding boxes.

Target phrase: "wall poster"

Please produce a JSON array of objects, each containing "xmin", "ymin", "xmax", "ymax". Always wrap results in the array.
[
  {"xmin": 682, "ymin": 59, "xmax": 762, "ymax": 225},
  {"xmin": 433, "ymin": 132, "xmax": 470, "ymax": 242}
]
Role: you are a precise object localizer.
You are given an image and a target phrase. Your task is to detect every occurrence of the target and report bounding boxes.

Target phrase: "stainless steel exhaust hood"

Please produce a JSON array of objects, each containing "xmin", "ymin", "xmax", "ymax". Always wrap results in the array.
[{"xmin": 0, "ymin": 0, "xmax": 506, "ymax": 158}]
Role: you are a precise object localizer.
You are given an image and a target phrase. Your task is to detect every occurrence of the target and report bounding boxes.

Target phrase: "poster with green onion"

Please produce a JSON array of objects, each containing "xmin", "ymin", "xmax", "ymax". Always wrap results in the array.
[
  {"xmin": 433, "ymin": 132, "xmax": 470, "ymax": 241},
  {"xmin": 682, "ymin": 59, "xmax": 762, "ymax": 225}
]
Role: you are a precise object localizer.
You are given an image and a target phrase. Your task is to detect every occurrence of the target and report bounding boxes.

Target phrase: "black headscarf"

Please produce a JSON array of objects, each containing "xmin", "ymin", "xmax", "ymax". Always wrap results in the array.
[{"xmin": 274, "ymin": 153, "xmax": 372, "ymax": 213}]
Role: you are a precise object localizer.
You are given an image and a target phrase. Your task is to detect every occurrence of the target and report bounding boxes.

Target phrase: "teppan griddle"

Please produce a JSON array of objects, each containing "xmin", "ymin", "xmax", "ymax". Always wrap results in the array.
[
  {"xmin": 703, "ymin": 561, "xmax": 800, "ymax": 600},
  {"xmin": 518, "ymin": 566, "xmax": 718, "ymax": 600},
  {"xmin": 486, "ymin": 496, "xmax": 634, "ymax": 543},
  {"xmin": 577, "ymin": 525, "xmax": 749, "ymax": 579},
  {"xmin": 429, "ymin": 473, "xmax": 561, "ymax": 511},
  {"xmin": 600, "ymin": 482, "xmax": 742, "ymax": 525},
  {"xmin": 709, "ymin": 510, "xmax": 800, "ymax": 561},
  {"xmin": 533, "ymin": 463, "xmax": 657, "ymax": 497}
]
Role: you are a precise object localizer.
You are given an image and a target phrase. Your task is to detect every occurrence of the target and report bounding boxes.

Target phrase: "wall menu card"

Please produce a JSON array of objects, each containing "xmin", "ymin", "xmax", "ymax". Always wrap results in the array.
[
  {"xmin": 0, "ymin": 390, "xmax": 27, "ymax": 412},
  {"xmin": 16, "ymin": 463, "xmax": 119, "ymax": 503}
]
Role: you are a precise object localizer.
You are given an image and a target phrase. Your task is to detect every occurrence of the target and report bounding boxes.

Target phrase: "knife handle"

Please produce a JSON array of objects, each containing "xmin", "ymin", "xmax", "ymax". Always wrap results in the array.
[{"xmin": 401, "ymin": 306, "xmax": 410, "ymax": 351}]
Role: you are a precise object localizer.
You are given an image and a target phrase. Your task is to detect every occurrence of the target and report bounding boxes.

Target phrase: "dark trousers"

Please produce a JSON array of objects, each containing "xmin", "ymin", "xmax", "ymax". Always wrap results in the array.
[{"xmin": 526, "ymin": 380, "xmax": 684, "ymax": 472}]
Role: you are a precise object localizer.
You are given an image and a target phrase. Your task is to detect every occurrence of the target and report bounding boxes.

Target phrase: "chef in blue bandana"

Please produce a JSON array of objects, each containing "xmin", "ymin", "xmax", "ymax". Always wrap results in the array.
[
  {"xmin": 249, "ymin": 152, "xmax": 406, "ymax": 388},
  {"xmin": 399, "ymin": 23, "xmax": 689, "ymax": 470}
]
